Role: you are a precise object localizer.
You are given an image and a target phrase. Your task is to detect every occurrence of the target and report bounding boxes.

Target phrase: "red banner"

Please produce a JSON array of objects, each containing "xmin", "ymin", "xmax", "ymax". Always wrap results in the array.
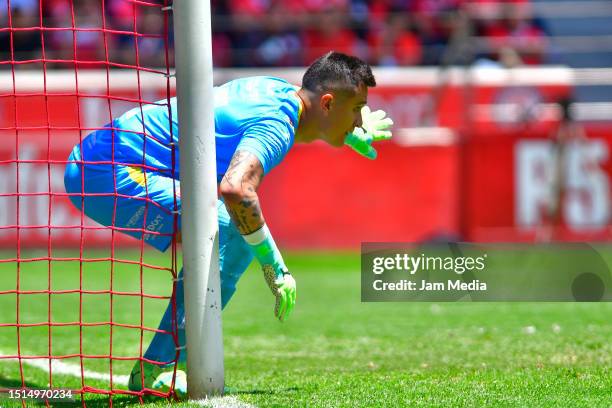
[
  {"xmin": 465, "ymin": 124, "xmax": 612, "ymax": 242},
  {"xmin": 259, "ymin": 141, "xmax": 460, "ymax": 248}
]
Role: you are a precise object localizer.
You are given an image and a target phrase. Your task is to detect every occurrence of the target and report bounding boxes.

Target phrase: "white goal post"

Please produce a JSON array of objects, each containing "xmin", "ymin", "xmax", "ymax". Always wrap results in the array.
[{"xmin": 173, "ymin": 0, "xmax": 224, "ymax": 399}]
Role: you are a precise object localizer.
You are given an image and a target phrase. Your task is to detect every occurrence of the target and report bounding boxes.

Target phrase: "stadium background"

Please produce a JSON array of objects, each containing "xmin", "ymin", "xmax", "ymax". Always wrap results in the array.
[
  {"xmin": 0, "ymin": 0, "xmax": 611, "ymax": 406},
  {"xmin": 3, "ymin": 0, "xmax": 612, "ymax": 248}
]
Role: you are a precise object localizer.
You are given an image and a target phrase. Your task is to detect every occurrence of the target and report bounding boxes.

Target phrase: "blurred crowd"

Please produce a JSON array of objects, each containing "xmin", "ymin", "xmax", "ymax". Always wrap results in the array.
[{"xmin": 0, "ymin": 0, "xmax": 550, "ymax": 68}]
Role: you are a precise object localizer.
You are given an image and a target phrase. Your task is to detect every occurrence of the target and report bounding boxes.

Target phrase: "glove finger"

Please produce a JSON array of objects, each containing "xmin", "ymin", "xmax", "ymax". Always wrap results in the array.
[
  {"xmin": 274, "ymin": 293, "xmax": 281, "ymax": 319},
  {"xmin": 285, "ymin": 300, "xmax": 293, "ymax": 320},
  {"xmin": 278, "ymin": 289, "xmax": 288, "ymax": 321},
  {"xmin": 285, "ymin": 289, "xmax": 295, "ymax": 318},
  {"xmin": 373, "ymin": 117, "xmax": 394, "ymax": 131},
  {"xmin": 290, "ymin": 287, "xmax": 296, "ymax": 311},
  {"xmin": 360, "ymin": 106, "xmax": 371, "ymax": 117},
  {"xmin": 373, "ymin": 131, "xmax": 392, "ymax": 140},
  {"xmin": 372, "ymin": 130, "xmax": 393, "ymax": 141},
  {"xmin": 368, "ymin": 109, "xmax": 386, "ymax": 122}
]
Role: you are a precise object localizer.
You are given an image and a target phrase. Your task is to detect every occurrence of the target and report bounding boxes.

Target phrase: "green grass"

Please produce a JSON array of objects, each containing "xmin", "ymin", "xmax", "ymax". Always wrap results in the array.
[{"xmin": 0, "ymin": 250, "xmax": 610, "ymax": 407}]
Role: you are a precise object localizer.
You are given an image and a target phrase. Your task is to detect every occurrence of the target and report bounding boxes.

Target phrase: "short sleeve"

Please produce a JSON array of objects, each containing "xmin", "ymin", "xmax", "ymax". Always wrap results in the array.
[{"xmin": 236, "ymin": 117, "xmax": 294, "ymax": 175}]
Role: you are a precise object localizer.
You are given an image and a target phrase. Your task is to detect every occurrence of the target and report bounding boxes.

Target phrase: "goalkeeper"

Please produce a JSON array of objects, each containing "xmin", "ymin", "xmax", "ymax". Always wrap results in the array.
[{"xmin": 63, "ymin": 51, "xmax": 393, "ymax": 396}]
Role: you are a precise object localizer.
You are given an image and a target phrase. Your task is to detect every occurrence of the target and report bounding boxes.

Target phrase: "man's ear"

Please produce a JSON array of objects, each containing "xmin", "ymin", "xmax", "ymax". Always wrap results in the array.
[{"xmin": 320, "ymin": 93, "xmax": 333, "ymax": 113}]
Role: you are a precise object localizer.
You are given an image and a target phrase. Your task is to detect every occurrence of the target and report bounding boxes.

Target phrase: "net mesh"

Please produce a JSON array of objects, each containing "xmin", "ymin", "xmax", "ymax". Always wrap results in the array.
[{"xmin": 0, "ymin": 0, "xmax": 180, "ymax": 405}]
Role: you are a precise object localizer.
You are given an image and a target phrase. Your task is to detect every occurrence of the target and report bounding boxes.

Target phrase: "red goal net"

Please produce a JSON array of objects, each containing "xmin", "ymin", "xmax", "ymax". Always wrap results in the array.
[{"xmin": 0, "ymin": 0, "xmax": 181, "ymax": 404}]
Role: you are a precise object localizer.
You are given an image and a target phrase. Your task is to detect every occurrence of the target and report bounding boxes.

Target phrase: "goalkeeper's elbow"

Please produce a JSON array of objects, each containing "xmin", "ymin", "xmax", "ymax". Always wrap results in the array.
[{"xmin": 219, "ymin": 179, "xmax": 245, "ymax": 204}]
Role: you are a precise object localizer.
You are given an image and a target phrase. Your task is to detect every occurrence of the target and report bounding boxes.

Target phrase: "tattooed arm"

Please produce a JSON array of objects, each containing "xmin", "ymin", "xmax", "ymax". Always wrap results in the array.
[
  {"xmin": 219, "ymin": 150, "xmax": 265, "ymax": 234},
  {"xmin": 220, "ymin": 149, "xmax": 295, "ymax": 321}
]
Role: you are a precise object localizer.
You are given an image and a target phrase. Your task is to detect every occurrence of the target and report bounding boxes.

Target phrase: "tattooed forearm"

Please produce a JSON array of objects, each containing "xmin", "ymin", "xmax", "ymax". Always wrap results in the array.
[
  {"xmin": 219, "ymin": 150, "xmax": 265, "ymax": 234},
  {"xmin": 225, "ymin": 203, "xmax": 252, "ymax": 233},
  {"xmin": 225, "ymin": 197, "xmax": 263, "ymax": 234}
]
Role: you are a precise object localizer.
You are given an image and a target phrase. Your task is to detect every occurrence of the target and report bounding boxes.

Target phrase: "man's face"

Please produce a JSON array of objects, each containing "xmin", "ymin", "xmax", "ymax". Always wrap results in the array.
[{"xmin": 318, "ymin": 84, "xmax": 368, "ymax": 147}]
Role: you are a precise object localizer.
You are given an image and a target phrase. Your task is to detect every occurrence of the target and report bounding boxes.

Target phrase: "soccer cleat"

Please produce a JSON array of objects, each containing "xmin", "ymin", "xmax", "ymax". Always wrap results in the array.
[
  {"xmin": 128, "ymin": 360, "xmax": 187, "ymax": 399},
  {"xmin": 152, "ymin": 370, "xmax": 187, "ymax": 398}
]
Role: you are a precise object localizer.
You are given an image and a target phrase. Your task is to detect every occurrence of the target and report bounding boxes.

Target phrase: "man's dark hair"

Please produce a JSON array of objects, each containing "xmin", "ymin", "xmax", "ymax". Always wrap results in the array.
[{"xmin": 302, "ymin": 51, "xmax": 376, "ymax": 94}]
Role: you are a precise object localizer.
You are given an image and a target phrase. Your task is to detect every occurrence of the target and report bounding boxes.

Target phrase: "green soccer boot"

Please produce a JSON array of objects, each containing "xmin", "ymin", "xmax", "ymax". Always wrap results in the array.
[{"xmin": 128, "ymin": 360, "xmax": 186, "ymax": 399}]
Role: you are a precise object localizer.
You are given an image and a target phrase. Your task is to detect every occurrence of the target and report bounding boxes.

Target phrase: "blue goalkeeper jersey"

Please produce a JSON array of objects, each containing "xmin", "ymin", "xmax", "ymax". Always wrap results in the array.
[{"xmin": 77, "ymin": 76, "xmax": 301, "ymax": 181}]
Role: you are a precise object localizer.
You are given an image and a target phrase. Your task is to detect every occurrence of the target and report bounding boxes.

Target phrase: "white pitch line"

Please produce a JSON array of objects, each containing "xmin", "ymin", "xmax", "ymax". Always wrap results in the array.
[
  {"xmin": 193, "ymin": 396, "xmax": 257, "ymax": 408},
  {"xmin": 0, "ymin": 351, "xmax": 129, "ymax": 385},
  {"xmin": 0, "ymin": 352, "xmax": 258, "ymax": 407}
]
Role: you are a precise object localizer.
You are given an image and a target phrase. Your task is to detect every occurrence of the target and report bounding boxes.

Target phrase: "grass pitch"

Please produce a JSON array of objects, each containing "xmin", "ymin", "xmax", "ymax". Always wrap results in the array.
[{"xmin": 0, "ymin": 250, "xmax": 610, "ymax": 407}]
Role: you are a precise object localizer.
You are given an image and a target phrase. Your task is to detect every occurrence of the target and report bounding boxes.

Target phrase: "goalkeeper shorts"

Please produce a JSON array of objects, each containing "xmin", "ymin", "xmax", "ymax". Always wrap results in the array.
[
  {"xmin": 64, "ymin": 139, "xmax": 179, "ymax": 252},
  {"xmin": 64, "ymin": 129, "xmax": 252, "ymax": 265}
]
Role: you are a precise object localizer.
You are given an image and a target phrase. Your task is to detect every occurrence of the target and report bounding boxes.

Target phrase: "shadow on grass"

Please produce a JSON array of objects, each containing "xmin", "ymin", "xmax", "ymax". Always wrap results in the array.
[
  {"xmin": 227, "ymin": 386, "xmax": 299, "ymax": 396},
  {"xmin": 0, "ymin": 374, "xmax": 44, "ymax": 390}
]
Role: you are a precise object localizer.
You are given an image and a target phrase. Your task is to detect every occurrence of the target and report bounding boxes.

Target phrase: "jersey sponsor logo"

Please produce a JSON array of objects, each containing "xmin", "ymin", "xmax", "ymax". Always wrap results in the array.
[
  {"xmin": 144, "ymin": 213, "xmax": 165, "ymax": 241},
  {"xmin": 125, "ymin": 206, "xmax": 146, "ymax": 229}
]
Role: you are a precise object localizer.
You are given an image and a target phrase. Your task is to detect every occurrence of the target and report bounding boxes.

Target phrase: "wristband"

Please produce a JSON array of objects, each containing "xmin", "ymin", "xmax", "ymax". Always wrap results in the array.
[{"xmin": 243, "ymin": 224, "xmax": 287, "ymax": 272}]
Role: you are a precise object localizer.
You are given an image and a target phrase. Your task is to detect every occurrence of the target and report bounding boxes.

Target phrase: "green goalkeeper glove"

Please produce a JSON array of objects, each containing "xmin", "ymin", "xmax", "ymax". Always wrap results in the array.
[
  {"xmin": 345, "ymin": 106, "xmax": 394, "ymax": 159},
  {"xmin": 262, "ymin": 265, "xmax": 296, "ymax": 322},
  {"xmin": 243, "ymin": 224, "xmax": 296, "ymax": 322}
]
